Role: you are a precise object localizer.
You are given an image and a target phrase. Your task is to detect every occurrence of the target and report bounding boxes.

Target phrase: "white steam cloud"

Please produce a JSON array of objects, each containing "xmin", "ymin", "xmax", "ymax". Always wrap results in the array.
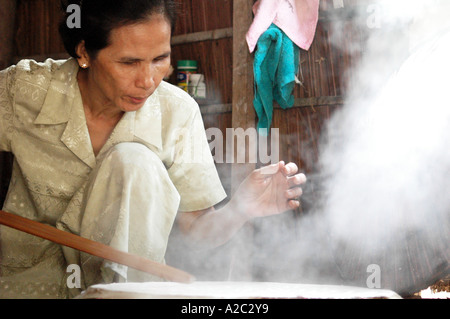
[
  {"xmin": 167, "ymin": 0, "xmax": 450, "ymax": 296},
  {"xmin": 297, "ymin": 0, "xmax": 450, "ymax": 294}
]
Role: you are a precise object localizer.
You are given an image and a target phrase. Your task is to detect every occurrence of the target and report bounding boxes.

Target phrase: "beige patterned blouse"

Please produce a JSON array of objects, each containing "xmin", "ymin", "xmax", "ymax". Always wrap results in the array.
[{"xmin": 0, "ymin": 58, "xmax": 226, "ymax": 298}]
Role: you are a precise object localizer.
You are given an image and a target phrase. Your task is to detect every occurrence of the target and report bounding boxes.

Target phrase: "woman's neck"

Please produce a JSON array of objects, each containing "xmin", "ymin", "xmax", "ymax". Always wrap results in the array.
[
  {"xmin": 77, "ymin": 68, "xmax": 124, "ymax": 156},
  {"xmin": 77, "ymin": 68, "xmax": 124, "ymax": 123}
]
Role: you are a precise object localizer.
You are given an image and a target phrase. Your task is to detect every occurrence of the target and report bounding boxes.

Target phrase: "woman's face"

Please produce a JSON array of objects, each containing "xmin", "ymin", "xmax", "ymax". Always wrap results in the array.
[{"xmin": 81, "ymin": 14, "xmax": 172, "ymax": 113}]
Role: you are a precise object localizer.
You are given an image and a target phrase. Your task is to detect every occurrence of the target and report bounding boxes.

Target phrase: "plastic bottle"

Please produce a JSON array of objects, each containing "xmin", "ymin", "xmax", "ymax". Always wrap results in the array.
[
  {"xmin": 189, "ymin": 74, "xmax": 206, "ymax": 99},
  {"xmin": 177, "ymin": 60, "xmax": 197, "ymax": 92}
]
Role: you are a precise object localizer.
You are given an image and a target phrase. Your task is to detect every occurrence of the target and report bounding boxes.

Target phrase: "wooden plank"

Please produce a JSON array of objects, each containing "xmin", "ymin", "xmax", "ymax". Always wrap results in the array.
[
  {"xmin": 199, "ymin": 97, "xmax": 343, "ymax": 114},
  {"xmin": 171, "ymin": 27, "xmax": 233, "ymax": 46},
  {"xmin": 231, "ymin": 0, "xmax": 256, "ymax": 189},
  {"xmin": 229, "ymin": 0, "xmax": 256, "ymax": 282},
  {"xmin": 199, "ymin": 103, "xmax": 232, "ymax": 115},
  {"xmin": 292, "ymin": 96, "xmax": 344, "ymax": 107},
  {"xmin": 173, "ymin": 0, "xmax": 233, "ymax": 35}
]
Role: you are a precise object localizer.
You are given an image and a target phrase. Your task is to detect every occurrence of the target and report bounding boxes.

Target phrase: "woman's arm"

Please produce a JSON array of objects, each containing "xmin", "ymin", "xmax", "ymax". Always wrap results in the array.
[{"xmin": 176, "ymin": 161, "xmax": 307, "ymax": 249}]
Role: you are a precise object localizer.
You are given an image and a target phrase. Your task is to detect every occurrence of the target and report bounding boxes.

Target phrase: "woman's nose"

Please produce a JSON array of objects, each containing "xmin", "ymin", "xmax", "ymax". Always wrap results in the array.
[{"xmin": 136, "ymin": 64, "xmax": 154, "ymax": 90}]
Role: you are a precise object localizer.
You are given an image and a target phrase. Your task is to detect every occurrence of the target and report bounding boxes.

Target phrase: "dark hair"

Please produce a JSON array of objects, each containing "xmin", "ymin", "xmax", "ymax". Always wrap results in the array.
[{"xmin": 59, "ymin": 0, "xmax": 178, "ymax": 59}]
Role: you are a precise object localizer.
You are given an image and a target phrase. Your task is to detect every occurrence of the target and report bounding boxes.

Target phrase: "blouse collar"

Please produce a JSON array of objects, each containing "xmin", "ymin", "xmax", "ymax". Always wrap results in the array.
[{"xmin": 34, "ymin": 58, "xmax": 163, "ymax": 168}]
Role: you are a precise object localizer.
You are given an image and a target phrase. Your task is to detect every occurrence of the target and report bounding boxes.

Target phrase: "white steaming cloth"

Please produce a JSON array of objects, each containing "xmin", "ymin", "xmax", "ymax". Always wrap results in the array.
[{"xmin": 77, "ymin": 281, "xmax": 402, "ymax": 299}]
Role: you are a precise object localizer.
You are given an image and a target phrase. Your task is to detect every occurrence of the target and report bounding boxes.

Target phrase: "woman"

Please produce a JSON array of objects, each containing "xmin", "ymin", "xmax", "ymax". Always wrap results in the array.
[{"xmin": 0, "ymin": 0, "xmax": 306, "ymax": 298}]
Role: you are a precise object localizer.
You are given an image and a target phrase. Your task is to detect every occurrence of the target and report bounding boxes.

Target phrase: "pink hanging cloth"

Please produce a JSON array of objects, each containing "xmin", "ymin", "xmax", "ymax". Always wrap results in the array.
[{"xmin": 246, "ymin": 0, "xmax": 320, "ymax": 53}]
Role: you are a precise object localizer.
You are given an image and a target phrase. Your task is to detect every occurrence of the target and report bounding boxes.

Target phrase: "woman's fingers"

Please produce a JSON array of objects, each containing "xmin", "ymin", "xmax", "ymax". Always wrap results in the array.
[
  {"xmin": 253, "ymin": 161, "xmax": 307, "ymax": 194},
  {"xmin": 256, "ymin": 161, "xmax": 284, "ymax": 177},
  {"xmin": 288, "ymin": 199, "xmax": 301, "ymax": 209},
  {"xmin": 256, "ymin": 161, "xmax": 300, "ymax": 178},
  {"xmin": 285, "ymin": 185, "xmax": 303, "ymax": 199},
  {"xmin": 287, "ymin": 173, "xmax": 307, "ymax": 188},
  {"xmin": 281, "ymin": 162, "xmax": 298, "ymax": 176},
  {"xmin": 285, "ymin": 172, "xmax": 307, "ymax": 210}
]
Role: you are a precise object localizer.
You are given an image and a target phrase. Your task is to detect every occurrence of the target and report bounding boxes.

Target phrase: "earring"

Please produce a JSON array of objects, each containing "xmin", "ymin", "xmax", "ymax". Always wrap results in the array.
[{"xmin": 81, "ymin": 63, "xmax": 88, "ymax": 69}]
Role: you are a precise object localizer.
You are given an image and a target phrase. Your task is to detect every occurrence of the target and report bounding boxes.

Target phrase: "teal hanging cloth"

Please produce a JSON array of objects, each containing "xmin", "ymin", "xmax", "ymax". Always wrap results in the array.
[{"xmin": 253, "ymin": 23, "xmax": 300, "ymax": 135}]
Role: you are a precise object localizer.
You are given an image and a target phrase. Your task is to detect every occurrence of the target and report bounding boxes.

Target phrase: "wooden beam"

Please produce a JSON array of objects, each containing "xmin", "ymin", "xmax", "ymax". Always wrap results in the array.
[
  {"xmin": 171, "ymin": 27, "xmax": 233, "ymax": 46},
  {"xmin": 231, "ymin": 0, "xmax": 256, "ymax": 192},
  {"xmin": 199, "ymin": 103, "xmax": 232, "ymax": 115},
  {"xmin": 292, "ymin": 96, "xmax": 344, "ymax": 107},
  {"xmin": 229, "ymin": 0, "xmax": 256, "ymax": 282},
  {"xmin": 198, "ymin": 97, "xmax": 343, "ymax": 116}
]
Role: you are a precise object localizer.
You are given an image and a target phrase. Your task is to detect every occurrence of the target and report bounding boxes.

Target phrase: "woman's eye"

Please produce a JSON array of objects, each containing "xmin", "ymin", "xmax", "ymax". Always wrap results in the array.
[
  {"xmin": 154, "ymin": 55, "xmax": 169, "ymax": 62},
  {"xmin": 120, "ymin": 60, "xmax": 139, "ymax": 66}
]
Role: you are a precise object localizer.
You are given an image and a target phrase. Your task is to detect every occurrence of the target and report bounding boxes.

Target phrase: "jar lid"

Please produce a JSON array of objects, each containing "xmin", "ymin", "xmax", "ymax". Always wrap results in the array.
[{"xmin": 177, "ymin": 60, "xmax": 197, "ymax": 68}]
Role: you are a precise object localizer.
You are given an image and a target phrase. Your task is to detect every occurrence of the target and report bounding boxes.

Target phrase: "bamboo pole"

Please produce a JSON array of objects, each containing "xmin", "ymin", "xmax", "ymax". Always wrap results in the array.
[{"xmin": 0, "ymin": 210, "xmax": 195, "ymax": 284}]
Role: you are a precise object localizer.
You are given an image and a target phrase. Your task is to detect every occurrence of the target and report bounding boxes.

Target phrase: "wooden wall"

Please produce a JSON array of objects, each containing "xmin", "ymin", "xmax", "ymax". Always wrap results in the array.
[
  {"xmin": 170, "ymin": 0, "xmax": 235, "ymax": 198},
  {"xmin": 0, "ymin": 0, "xmax": 17, "ymax": 207},
  {"xmin": 14, "ymin": 0, "xmax": 65, "ymax": 58}
]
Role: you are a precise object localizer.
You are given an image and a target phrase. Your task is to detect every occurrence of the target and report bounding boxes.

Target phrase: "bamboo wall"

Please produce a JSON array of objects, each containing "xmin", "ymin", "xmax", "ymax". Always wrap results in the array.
[{"xmin": 170, "ymin": 0, "xmax": 234, "ymax": 198}]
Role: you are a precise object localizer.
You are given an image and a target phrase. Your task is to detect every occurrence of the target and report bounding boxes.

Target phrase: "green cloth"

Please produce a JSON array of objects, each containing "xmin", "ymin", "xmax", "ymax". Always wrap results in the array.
[{"xmin": 253, "ymin": 24, "xmax": 300, "ymax": 135}]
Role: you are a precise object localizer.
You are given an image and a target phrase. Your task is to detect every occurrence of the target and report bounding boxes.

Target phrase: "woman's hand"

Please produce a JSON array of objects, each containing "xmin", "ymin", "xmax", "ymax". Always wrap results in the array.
[
  {"xmin": 177, "ymin": 161, "xmax": 306, "ymax": 249},
  {"xmin": 230, "ymin": 161, "xmax": 307, "ymax": 219}
]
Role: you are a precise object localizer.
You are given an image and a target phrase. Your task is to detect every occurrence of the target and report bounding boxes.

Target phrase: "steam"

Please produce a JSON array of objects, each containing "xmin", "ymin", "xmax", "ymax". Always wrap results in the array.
[
  {"xmin": 293, "ymin": 0, "xmax": 450, "ymax": 292},
  {"xmin": 167, "ymin": 0, "xmax": 450, "ymax": 295},
  {"xmin": 250, "ymin": 0, "xmax": 450, "ymax": 293}
]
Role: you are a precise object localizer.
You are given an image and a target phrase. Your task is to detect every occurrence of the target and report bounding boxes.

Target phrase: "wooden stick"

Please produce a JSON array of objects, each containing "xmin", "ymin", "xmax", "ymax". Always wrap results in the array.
[
  {"xmin": 171, "ymin": 27, "xmax": 233, "ymax": 46},
  {"xmin": 0, "ymin": 210, "xmax": 195, "ymax": 284}
]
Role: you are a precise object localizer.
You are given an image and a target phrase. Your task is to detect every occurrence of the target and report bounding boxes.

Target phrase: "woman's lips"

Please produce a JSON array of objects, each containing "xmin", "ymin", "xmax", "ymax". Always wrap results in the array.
[{"xmin": 128, "ymin": 96, "xmax": 148, "ymax": 104}]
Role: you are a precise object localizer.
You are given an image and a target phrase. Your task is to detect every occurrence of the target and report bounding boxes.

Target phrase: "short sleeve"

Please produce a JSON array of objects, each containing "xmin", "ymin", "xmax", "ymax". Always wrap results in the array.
[
  {"xmin": 0, "ymin": 65, "xmax": 16, "ymax": 152},
  {"xmin": 168, "ymin": 106, "xmax": 227, "ymax": 212}
]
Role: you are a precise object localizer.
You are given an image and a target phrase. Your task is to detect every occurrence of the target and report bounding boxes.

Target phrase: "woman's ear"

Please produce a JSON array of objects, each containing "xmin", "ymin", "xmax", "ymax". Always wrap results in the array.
[{"xmin": 75, "ymin": 41, "xmax": 90, "ymax": 69}]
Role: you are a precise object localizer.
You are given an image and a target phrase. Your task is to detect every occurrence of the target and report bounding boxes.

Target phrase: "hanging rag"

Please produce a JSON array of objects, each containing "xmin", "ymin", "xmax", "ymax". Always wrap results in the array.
[
  {"xmin": 253, "ymin": 24, "xmax": 300, "ymax": 133},
  {"xmin": 246, "ymin": 0, "xmax": 320, "ymax": 53},
  {"xmin": 247, "ymin": 0, "xmax": 319, "ymax": 134}
]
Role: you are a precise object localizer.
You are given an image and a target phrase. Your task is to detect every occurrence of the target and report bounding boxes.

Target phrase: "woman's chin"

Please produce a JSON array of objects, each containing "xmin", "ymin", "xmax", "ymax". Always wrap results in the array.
[{"xmin": 120, "ymin": 100, "xmax": 147, "ymax": 112}]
